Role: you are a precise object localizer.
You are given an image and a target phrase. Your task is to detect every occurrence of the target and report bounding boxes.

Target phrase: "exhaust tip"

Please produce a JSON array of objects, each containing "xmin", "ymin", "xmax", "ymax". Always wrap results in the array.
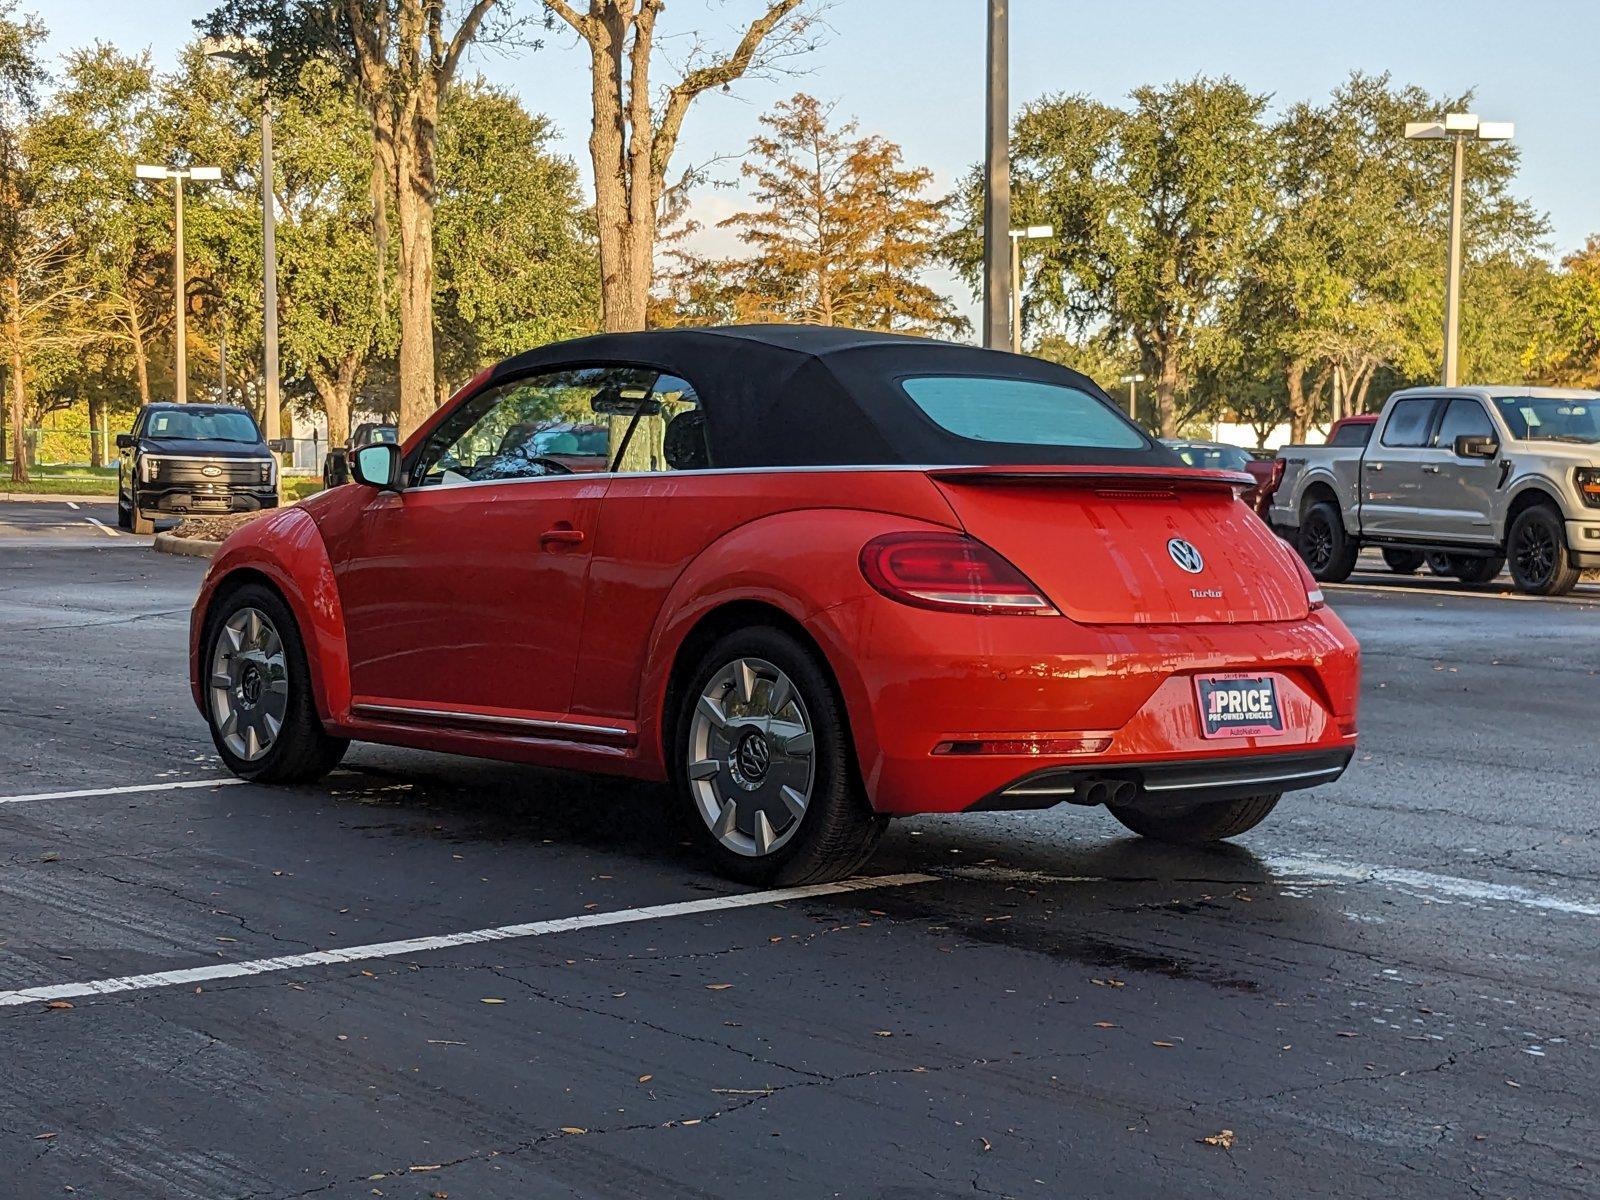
[
  {"xmin": 1081, "ymin": 780, "xmax": 1111, "ymax": 806},
  {"xmin": 1109, "ymin": 780, "xmax": 1138, "ymax": 806}
]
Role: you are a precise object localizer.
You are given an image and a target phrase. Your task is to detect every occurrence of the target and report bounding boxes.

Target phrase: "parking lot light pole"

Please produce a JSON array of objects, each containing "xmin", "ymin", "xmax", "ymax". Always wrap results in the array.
[
  {"xmin": 1120, "ymin": 373, "xmax": 1145, "ymax": 420},
  {"xmin": 982, "ymin": 0, "xmax": 1010, "ymax": 350},
  {"xmin": 135, "ymin": 163, "xmax": 222, "ymax": 404},
  {"xmin": 1404, "ymin": 113, "xmax": 1515, "ymax": 387},
  {"xmin": 1007, "ymin": 225, "xmax": 1054, "ymax": 354}
]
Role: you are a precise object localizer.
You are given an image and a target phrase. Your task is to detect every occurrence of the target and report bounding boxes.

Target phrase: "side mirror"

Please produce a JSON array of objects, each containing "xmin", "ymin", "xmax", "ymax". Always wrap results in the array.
[
  {"xmin": 1454, "ymin": 434, "xmax": 1499, "ymax": 459},
  {"xmin": 115, "ymin": 433, "xmax": 134, "ymax": 450},
  {"xmin": 267, "ymin": 438, "xmax": 294, "ymax": 454},
  {"xmin": 351, "ymin": 443, "xmax": 403, "ymax": 490}
]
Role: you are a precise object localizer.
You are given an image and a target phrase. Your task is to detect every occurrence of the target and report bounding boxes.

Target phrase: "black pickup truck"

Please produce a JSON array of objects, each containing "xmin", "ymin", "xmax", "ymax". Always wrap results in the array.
[{"xmin": 116, "ymin": 403, "xmax": 279, "ymax": 534}]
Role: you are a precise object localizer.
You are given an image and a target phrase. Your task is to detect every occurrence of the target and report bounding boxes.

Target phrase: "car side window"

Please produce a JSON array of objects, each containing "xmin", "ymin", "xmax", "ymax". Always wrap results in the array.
[
  {"xmin": 1434, "ymin": 399, "xmax": 1494, "ymax": 449},
  {"xmin": 413, "ymin": 367, "xmax": 657, "ymax": 487},
  {"xmin": 1379, "ymin": 399, "xmax": 1436, "ymax": 448},
  {"xmin": 1329, "ymin": 423, "xmax": 1372, "ymax": 447},
  {"xmin": 610, "ymin": 374, "xmax": 706, "ymax": 474}
]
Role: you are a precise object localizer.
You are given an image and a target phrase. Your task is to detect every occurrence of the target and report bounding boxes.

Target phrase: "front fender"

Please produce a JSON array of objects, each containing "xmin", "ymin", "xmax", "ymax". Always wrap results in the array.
[
  {"xmin": 189, "ymin": 507, "xmax": 351, "ymax": 725},
  {"xmin": 632, "ymin": 508, "xmax": 954, "ymax": 790},
  {"xmin": 1499, "ymin": 476, "xmax": 1569, "ymax": 539}
]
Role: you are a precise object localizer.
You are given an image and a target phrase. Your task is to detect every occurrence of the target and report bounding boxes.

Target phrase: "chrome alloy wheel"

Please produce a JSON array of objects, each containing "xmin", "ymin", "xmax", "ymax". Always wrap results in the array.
[
  {"xmin": 686, "ymin": 657, "xmax": 816, "ymax": 858},
  {"xmin": 208, "ymin": 606, "xmax": 289, "ymax": 762}
]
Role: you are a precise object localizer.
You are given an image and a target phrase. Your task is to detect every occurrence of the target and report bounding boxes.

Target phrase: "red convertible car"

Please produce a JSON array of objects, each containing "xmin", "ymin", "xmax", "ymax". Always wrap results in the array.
[{"xmin": 190, "ymin": 326, "xmax": 1360, "ymax": 883}]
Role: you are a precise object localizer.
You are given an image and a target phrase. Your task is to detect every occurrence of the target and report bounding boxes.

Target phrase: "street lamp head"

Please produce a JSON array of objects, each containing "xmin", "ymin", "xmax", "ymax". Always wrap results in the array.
[
  {"xmin": 1442, "ymin": 112, "xmax": 1480, "ymax": 133},
  {"xmin": 1403, "ymin": 121, "xmax": 1447, "ymax": 141},
  {"xmin": 1024, "ymin": 224, "xmax": 1054, "ymax": 239},
  {"xmin": 202, "ymin": 34, "xmax": 261, "ymax": 64},
  {"xmin": 1477, "ymin": 121, "xmax": 1514, "ymax": 141},
  {"xmin": 134, "ymin": 163, "xmax": 170, "ymax": 180},
  {"xmin": 188, "ymin": 166, "xmax": 224, "ymax": 182},
  {"xmin": 1120, "ymin": 373, "xmax": 1146, "ymax": 383}
]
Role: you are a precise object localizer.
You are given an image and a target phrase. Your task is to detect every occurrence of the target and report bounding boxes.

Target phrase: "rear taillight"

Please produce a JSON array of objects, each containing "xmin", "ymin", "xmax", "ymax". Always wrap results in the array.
[
  {"xmin": 860, "ymin": 533, "xmax": 1057, "ymax": 615},
  {"xmin": 1290, "ymin": 551, "xmax": 1326, "ymax": 610}
]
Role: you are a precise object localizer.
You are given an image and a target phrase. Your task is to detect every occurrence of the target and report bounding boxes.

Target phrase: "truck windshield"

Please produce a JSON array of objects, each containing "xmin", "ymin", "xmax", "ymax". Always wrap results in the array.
[
  {"xmin": 145, "ymin": 409, "xmax": 261, "ymax": 443},
  {"xmin": 1491, "ymin": 396, "xmax": 1600, "ymax": 443}
]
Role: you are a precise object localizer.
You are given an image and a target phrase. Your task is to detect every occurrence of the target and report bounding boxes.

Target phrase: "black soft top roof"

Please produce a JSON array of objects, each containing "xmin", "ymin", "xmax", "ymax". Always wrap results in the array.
[{"xmin": 489, "ymin": 324, "xmax": 1180, "ymax": 469}]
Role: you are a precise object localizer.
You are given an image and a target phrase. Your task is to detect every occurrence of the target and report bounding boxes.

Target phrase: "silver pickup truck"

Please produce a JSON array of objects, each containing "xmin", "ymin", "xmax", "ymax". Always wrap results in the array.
[{"xmin": 1271, "ymin": 386, "xmax": 1600, "ymax": 595}]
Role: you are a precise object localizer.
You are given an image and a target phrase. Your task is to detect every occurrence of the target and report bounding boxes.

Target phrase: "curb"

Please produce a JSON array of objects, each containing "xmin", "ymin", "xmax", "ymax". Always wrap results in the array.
[
  {"xmin": 1, "ymin": 492, "xmax": 115, "ymax": 504},
  {"xmin": 152, "ymin": 531, "xmax": 221, "ymax": 560}
]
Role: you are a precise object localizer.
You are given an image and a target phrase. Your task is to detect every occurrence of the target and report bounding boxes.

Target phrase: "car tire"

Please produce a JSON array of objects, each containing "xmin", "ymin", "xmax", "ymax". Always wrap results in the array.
[
  {"xmin": 202, "ymin": 582, "xmax": 348, "ymax": 783},
  {"xmin": 1296, "ymin": 501, "xmax": 1358, "ymax": 583},
  {"xmin": 1507, "ymin": 506, "xmax": 1581, "ymax": 596},
  {"xmin": 116, "ymin": 495, "xmax": 132, "ymax": 531},
  {"xmin": 1381, "ymin": 548, "xmax": 1426, "ymax": 574},
  {"xmin": 674, "ymin": 625, "xmax": 886, "ymax": 886},
  {"xmin": 130, "ymin": 506, "xmax": 154, "ymax": 535},
  {"xmin": 1108, "ymin": 793, "xmax": 1281, "ymax": 844},
  {"xmin": 1451, "ymin": 555, "xmax": 1505, "ymax": 586},
  {"xmin": 1424, "ymin": 552, "xmax": 1454, "ymax": 577}
]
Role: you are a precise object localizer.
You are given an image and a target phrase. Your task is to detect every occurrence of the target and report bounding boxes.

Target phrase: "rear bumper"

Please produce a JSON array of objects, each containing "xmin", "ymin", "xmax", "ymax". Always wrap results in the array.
[
  {"xmin": 970, "ymin": 747, "xmax": 1354, "ymax": 811},
  {"xmin": 814, "ymin": 597, "xmax": 1361, "ymax": 817}
]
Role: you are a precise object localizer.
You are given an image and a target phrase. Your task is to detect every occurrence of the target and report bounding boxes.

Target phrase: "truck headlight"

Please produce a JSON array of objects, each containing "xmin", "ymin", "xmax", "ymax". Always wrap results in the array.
[
  {"xmin": 1576, "ymin": 468, "xmax": 1600, "ymax": 509},
  {"xmin": 142, "ymin": 456, "xmax": 159, "ymax": 483}
]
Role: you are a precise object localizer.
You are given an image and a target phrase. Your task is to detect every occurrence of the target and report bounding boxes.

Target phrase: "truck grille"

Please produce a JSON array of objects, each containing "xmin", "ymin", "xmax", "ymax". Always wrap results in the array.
[{"xmin": 150, "ymin": 458, "xmax": 270, "ymax": 485}]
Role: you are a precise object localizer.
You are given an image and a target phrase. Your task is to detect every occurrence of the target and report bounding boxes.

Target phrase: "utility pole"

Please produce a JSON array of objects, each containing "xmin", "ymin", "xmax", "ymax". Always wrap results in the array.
[
  {"xmin": 260, "ymin": 99, "xmax": 280, "ymax": 443},
  {"xmin": 982, "ymin": 0, "xmax": 1010, "ymax": 350},
  {"xmin": 1120, "ymin": 373, "xmax": 1146, "ymax": 421},
  {"xmin": 1008, "ymin": 225, "xmax": 1054, "ymax": 354},
  {"xmin": 136, "ymin": 164, "xmax": 221, "ymax": 404}
]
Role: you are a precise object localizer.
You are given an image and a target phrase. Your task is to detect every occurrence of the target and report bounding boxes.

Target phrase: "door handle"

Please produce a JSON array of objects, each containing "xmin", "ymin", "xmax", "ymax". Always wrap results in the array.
[
  {"xmin": 1365, "ymin": 462, "xmax": 1384, "ymax": 471},
  {"xmin": 540, "ymin": 525, "xmax": 586, "ymax": 550},
  {"xmin": 1421, "ymin": 464, "xmax": 1441, "ymax": 474}
]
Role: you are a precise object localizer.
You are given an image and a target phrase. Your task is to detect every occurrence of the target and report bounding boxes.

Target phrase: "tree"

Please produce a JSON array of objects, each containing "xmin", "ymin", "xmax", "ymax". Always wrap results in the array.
[
  {"xmin": 200, "ymin": 0, "xmax": 528, "ymax": 437},
  {"xmin": 1526, "ymin": 237, "xmax": 1600, "ymax": 386},
  {"xmin": 542, "ymin": 0, "xmax": 820, "ymax": 332},
  {"xmin": 0, "ymin": 0, "xmax": 46, "ymax": 480},
  {"xmin": 709, "ymin": 93, "xmax": 962, "ymax": 334},
  {"xmin": 947, "ymin": 78, "xmax": 1275, "ymax": 437},
  {"xmin": 433, "ymin": 79, "xmax": 597, "ymax": 397}
]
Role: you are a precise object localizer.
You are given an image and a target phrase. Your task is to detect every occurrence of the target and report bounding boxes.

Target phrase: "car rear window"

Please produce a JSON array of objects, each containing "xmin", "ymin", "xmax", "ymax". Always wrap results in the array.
[
  {"xmin": 1167, "ymin": 443, "xmax": 1254, "ymax": 471},
  {"xmin": 1329, "ymin": 422, "xmax": 1373, "ymax": 447},
  {"xmin": 900, "ymin": 376, "xmax": 1147, "ymax": 450}
]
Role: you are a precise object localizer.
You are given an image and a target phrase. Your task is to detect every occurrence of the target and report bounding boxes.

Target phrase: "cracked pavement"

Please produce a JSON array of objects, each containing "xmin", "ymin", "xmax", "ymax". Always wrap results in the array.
[{"xmin": 1, "ymin": 503, "xmax": 1596, "ymax": 1198}]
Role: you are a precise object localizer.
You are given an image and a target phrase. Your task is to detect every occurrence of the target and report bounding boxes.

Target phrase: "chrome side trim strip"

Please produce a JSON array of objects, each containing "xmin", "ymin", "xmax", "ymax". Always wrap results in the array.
[
  {"xmin": 351, "ymin": 702, "xmax": 629, "ymax": 740},
  {"xmin": 1142, "ymin": 765, "xmax": 1345, "ymax": 793}
]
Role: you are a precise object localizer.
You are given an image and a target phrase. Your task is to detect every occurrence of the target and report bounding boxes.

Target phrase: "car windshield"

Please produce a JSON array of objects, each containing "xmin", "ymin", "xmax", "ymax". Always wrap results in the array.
[
  {"xmin": 1163, "ymin": 442, "xmax": 1254, "ymax": 471},
  {"xmin": 145, "ymin": 409, "xmax": 260, "ymax": 443},
  {"xmin": 900, "ymin": 376, "xmax": 1147, "ymax": 450},
  {"xmin": 1491, "ymin": 396, "xmax": 1600, "ymax": 443}
]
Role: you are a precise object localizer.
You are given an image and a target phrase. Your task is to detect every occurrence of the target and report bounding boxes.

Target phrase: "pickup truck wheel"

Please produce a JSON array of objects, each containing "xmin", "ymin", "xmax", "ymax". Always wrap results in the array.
[
  {"xmin": 1508, "ymin": 507, "xmax": 1581, "ymax": 596},
  {"xmin": 1382, "ymin": 548, "xmax": 1425, "ymax": 574},
  {"xmin": 116, "ymin": 495, "xmax": 132, "ymax": 531},
  {"xmin": 1109, "ymin": 793, "xmax": 1281, "ymax": 844},
  {"xmin": 1452, "ymin": 555, "xmax": 1505, "ymax": 585},
  {"xmin": 1297, "ymin": 501, "xmax": 1358, "ymax": 583}
]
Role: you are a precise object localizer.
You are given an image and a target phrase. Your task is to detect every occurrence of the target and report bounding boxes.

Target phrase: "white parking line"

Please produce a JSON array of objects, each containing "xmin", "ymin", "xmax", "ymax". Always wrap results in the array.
[
  {"xmin": 1329, "ymin": 579, "xmax": 1600, "ymax": 606},
  {"xmin": 0, "ymin": 778, "xmax": 246, "ymax": 806},
  {"xmin": 955, "ymin": 857, "xmax": 1600, "ymax": 919},
  {"xmin": 66, "ymin": 502, "xmax": 79, "ymax": 510},
  {"xmin": 0, "ymin": 872, "xmax": 938, "ymax": 1007},
  {"xmin": 82, "ymin": 516, "xmax": 119, "ymax": 538}
]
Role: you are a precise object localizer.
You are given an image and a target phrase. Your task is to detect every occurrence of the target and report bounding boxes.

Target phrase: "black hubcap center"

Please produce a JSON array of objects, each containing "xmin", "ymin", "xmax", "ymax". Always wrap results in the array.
[
  {"xmin": 240, "ymin": 665, "xmax": 262, "ymax": 708},
  {"xmin": 730, "ymin": 728, "xmax": 771, "ymax": 790}
]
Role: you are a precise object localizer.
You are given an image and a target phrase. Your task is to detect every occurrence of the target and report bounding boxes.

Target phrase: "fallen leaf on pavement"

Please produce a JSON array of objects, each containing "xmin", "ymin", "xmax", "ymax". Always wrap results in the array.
[
  {"xmin": 45, "ymin": 1001, "xmax": 73, "ymax": 1010},
  {"xmin": 1153, "ymin": 1041, "xmax": 1175, "ymax": 1048},
  {"xmin": 408, "ymin": 1164, "xmax": 442, "ymax": 1172},
  {"xmin": 34, "ymin": 1132, "xmax": 56, "ymax": 1140},
  {"xmin": 1199, "ymin": 1130, "xmax": 1235, "ymax": 1149},
  {"xmin": 705, "ymin": 983, "xmax": 733, "ymax": 991},
  {"xmin": 559, "ymin": 1127, "xmax": 586, "ymax": 1135},
  {"xmin": 638, "ymin": 1074, "xmax": 653, "ymax": 1083},
  {"xmin": 1093, "ymin": 1021, "xmax": 1117, "ymax": 1029},
  {"xmin": 480, "ymin": 997, "xmax": 506, "ymax": 1005}
]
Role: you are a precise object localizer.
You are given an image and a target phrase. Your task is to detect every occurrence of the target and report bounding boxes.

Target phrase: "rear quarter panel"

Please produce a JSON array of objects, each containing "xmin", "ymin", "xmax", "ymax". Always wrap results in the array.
[{"xmin": 573, "ymin": 469, "xmax": 963, "ymax": 772}]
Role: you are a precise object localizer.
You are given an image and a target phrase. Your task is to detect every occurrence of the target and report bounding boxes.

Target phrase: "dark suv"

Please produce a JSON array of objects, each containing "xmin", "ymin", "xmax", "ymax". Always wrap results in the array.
[{"xmin": 116, "ymin": 404, "xmax": 279, "ymax": 534}]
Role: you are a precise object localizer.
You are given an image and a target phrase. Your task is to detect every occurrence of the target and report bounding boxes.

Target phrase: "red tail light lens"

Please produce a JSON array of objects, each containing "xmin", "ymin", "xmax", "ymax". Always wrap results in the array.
[{"xmin": 860, "ymin": 533, "xmax": 1058, "ymax": 615}]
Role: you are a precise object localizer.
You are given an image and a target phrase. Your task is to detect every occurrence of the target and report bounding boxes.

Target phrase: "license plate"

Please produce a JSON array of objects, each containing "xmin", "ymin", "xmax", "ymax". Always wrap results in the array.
[
  {"xmin": 1195, "ymin": 674, "xmax": 1283, "ymax": 739},
  {"xmin": 191, "ymin": 498, "xmax": 230, "ymax": 511}
]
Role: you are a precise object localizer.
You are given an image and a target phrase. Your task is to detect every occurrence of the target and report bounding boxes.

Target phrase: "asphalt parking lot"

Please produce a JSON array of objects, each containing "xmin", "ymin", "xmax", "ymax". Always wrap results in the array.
[{"xmin": 2, "ymin": 499, "xmax": 1598, "ymax": 1199}]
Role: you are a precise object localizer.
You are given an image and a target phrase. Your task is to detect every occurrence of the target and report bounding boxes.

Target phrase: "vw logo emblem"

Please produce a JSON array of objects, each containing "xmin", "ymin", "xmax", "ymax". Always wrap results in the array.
[
  {"xmin": 738, "ymin": 734, "xmax": 770, "ymax": 781},
  {"xmin": 1167, "ymin": 538, "xmax": 1205, "ymax": 574}
]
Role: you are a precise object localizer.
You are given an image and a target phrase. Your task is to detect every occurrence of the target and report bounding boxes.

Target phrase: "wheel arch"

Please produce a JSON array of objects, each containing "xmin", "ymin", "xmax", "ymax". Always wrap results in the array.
[
  {"xmin": 1299, "ymin": 480, "xmax": 1342, "ymax": 524},
  {"xmin": 1501, "ymin": 482, "xmax": 1564, "ymax": 544},
  {"xmin": 189, "ymin": 508, "xmax": 351, "ymax": 725}
]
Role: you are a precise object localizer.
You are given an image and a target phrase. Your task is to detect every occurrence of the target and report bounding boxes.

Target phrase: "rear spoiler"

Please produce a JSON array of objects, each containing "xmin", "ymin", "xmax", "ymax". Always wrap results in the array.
[{"xmin": 924, "ymin": 464, "xmax": 1256, "ymax": 489}]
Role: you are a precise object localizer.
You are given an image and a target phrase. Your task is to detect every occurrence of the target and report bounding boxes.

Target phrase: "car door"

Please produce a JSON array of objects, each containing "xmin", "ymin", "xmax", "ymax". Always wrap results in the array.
[
  {"xmin": 1359, "ymin": 396, "xmax": 1441, "ymax": 538},
  {"xmin": 1417, "ymin": 398, "xmax": 1501, "ymax": 543},
  {"xmin": 326, "ymin": 368, "xmax": 635, "ymax": 725}
]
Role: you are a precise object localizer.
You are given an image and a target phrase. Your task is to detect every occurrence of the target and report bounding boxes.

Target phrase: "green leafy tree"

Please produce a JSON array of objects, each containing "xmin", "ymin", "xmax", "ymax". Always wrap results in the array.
[{"xmin": 1528, "ymin": 237, "xmax": 1600, "ymax": 386}]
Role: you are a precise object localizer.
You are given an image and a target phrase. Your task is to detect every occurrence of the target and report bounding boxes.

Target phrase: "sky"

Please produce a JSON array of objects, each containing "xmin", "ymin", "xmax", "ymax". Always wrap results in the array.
[{"xmin": 36, "ymin": 0, "xmax": 1600, "ymax": 307}]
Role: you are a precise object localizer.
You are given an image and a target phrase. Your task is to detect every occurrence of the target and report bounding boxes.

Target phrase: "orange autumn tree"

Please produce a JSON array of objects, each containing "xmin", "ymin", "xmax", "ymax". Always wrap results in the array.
[{"xmin": 666, "ymin": 94, "xmax": 963, "ymax": 336}]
